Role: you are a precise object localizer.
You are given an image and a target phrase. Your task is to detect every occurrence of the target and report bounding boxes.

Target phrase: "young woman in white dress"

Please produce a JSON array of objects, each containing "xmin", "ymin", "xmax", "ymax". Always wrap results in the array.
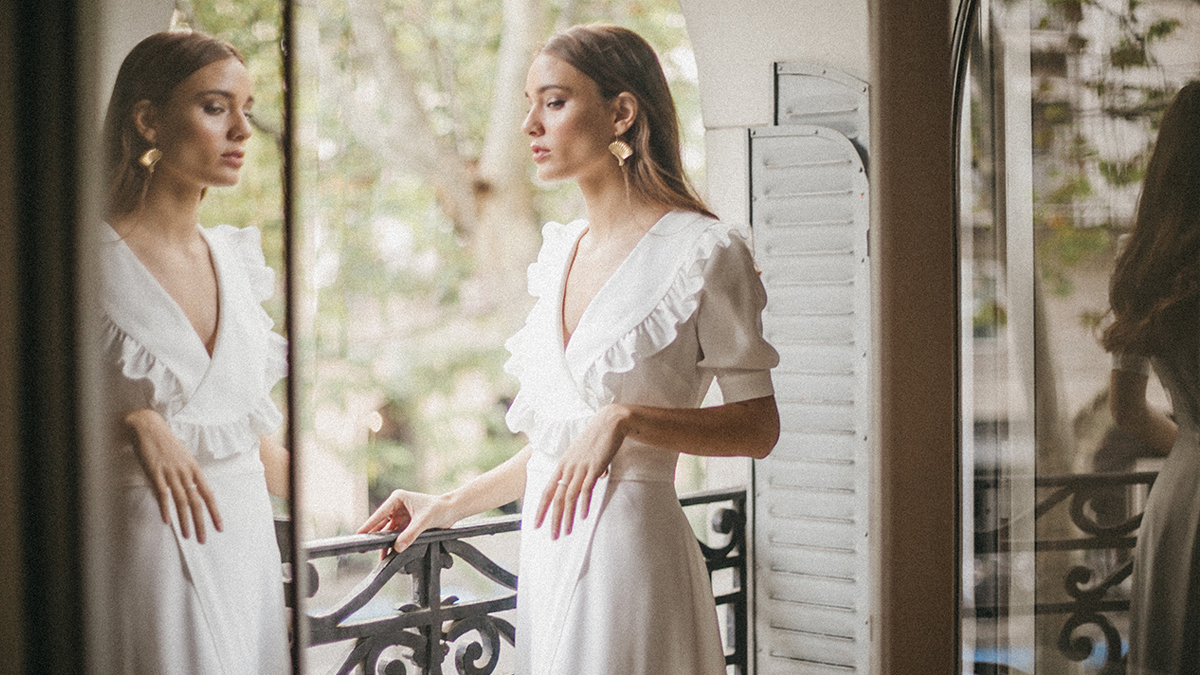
[
  {"xmin": 98, "ymin": 31, "xmax": 290, "ymax": 674},
  {"xmin": 360, "ymin": 24, "xmax": 780, "ymax": 675},
  {"xmin": 1103, "ymin": 81, "xmax": 1200, "ymax": 675}
]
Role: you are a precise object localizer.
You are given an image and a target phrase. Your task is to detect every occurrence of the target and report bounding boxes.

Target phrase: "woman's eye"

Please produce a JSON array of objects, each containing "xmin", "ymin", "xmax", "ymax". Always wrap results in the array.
[
  {"xmin": 547, "ymin": 99, "xmax": 565, "ymax": 109},
  {"xmin": 204, "ymin": 104, "xmax": 226, "ymax": 115}
]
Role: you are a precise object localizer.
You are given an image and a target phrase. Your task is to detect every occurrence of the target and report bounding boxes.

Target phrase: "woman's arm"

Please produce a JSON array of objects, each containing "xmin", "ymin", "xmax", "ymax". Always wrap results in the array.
[
  {"xmin": 124, "ymin": 408, "xmax": 223, "ymax": 543},
  {"xmin": 359, "ymin": 445, "xmax": 531, "ymax": 552},
  {"xmin": 1110, "ymin": 369, "xmax": 1177, "ymax": 454},
  {"xmin": 537, "ymin": 394, "xmax": 779, "ymax": 539},
  {"xmin": 259, "ymin": 435, "xmax": 290, "ymax": 499},
  {"xmin": 616, "ymin": 394, "xmax": 780, "ymax": 460}
]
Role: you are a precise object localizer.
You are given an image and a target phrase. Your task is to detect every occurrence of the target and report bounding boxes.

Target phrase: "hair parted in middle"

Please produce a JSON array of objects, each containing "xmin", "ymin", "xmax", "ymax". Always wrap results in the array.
[{"xmin": 539, "ymin": 24, "xmax": 716, "ymax": 219}]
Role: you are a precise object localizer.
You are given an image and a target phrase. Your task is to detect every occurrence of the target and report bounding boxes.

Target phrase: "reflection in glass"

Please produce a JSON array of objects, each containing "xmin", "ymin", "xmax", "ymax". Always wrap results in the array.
[
  {"xmin": 87, "ymin": 21, "xmax": 292, "ymax": 674},
  {"xmin": 958, "ymin": 0, "xmax": 1200, "ymax": 672}
]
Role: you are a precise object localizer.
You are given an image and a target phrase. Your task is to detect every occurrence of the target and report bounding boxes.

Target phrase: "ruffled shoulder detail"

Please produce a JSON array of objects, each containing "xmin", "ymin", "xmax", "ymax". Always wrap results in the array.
[
  {"xmin": 206, "ymin": 224, "xmax": 278, "ymax": 304},
  {"xmin": 526, "ymin": 219, "xmax": 587, "ymax": 300},
  {"xmin": 573, "ymin": 218, "xmax": 744, "ymax": 407},
  {"xmin": 503, "ymin": 219, "xmax": 593, "ymax": 445},
  {"xmin": 205, "ymin": 223, "xmax": 288, "ymax": 389},
  {"xmin": 103, "ymin": 315, "xmax": 284, "ymax": 460}
]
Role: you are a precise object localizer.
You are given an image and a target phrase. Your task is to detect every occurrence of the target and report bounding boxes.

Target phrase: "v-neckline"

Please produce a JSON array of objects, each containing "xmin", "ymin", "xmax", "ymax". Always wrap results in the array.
[
  {"xmin": 108, "ymin": 223, "xmax": 225, "ymax": 361},
  {"xmin": 558, "ymin": 211, "xmax": 674, "ymax": 352}
]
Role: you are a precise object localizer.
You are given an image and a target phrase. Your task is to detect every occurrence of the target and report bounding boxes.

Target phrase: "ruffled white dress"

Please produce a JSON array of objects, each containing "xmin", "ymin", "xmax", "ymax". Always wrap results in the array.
[
  {"xmin": 504, "ymin": 210, "xmax": 779, "ymax": 675},
  {"xmin": 97, "ymin": 223, "xmax": 290, "ymax": 674},
  {"xmin": 1115, "ymin": 348, "xmax": 1200, "ymax": 675}
]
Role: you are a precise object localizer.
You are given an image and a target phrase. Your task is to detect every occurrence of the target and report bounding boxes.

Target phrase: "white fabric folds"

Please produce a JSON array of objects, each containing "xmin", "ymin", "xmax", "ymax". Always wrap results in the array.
[
  {"xmin": 97, "ymin": 223, "xmax": 290, "ymax": 674},
  {"xmin": 503, "ymin": 210, "xmax": 779, "ymax": 675}
]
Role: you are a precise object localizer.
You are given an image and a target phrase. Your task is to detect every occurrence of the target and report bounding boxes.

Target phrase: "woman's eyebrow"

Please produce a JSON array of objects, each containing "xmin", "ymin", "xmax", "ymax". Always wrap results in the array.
[{"xmin": 195, "ymin": 90, "xmax": 255, "ymax": 105}]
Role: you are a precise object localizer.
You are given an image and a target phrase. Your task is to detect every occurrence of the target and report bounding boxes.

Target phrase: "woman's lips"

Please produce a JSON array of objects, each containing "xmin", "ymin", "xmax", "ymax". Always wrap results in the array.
[
  {"xmin": 222, "ymin": 151, "xmax": 245, "ymax": 168},
  {"xmin": 531, "ymin": 145, "xmax": 549, "ymax": 162}
]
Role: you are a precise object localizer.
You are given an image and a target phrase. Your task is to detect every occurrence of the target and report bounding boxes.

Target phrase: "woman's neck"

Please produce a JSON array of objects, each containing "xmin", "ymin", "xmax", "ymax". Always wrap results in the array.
[
  {"xmin": 578, "ymin": 170, "xmax": 670, "ymax": 240},
  {"xmin": 111, "ymin": 177, "xmax": 204, "ymax": 245}
]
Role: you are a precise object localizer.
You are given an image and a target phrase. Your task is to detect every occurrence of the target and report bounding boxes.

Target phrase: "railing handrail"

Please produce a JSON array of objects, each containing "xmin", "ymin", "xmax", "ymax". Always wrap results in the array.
[
  {"xmin": 304, "ymin": 513, "xmax": 523, "ymax": 558},
  {"xmin": 290, "ymin": 487, "xmax": 749, "ymax": 675}
]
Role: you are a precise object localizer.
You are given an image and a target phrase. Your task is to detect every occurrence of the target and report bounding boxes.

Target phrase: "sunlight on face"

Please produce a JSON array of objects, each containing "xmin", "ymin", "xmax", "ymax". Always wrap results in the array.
[
  {"xmin": 151, "ymin": 57, "xmax": 255, "ymax": 191},
  {"xmin": 521, "ymin": 54, "xmax": 619, "ymax": 184}
]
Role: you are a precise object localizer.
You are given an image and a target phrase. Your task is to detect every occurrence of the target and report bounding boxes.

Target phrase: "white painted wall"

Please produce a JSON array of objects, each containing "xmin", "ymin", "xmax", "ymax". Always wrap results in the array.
[
  {"xmin": 97, "ymin": 0, "xmax": 174, "ymax": 112},
  {"xmin": 680, "ymin": 0, "xmax": 869, "ymax": 222}
]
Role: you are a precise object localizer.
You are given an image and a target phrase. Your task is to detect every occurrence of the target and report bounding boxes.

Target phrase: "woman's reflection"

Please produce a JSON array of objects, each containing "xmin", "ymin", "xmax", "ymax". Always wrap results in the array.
[
  {"xmin": 1103, "ymin": 81, "xmax": 1200, "ymax": 675},
  {"xmin": 97, "ymin": 30, "xmax": 290, "ymax": 673}
]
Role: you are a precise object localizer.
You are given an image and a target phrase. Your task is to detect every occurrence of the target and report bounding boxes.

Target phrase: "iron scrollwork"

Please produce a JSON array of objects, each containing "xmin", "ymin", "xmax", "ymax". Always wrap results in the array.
[
  {"xmin": 296, "ymin": 488, "xmax": 748, "ymax": 675},
  {"xmin": 974, "ymin": 471, "xmax": 1157, "ymax": 669}
]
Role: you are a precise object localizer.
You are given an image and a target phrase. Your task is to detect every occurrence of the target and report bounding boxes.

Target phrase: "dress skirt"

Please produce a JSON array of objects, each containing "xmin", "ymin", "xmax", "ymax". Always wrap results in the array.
[
  {"xmin": 112, "ymin": 450, "xmax": 290, "ymax": 675},
  {"xmin": 514, "ymin": 450, "xmax": 726, "ymax": 675},
  {"xmin": 1127, "ymin": 425, "xmax": 1200, "ymax": 675}
]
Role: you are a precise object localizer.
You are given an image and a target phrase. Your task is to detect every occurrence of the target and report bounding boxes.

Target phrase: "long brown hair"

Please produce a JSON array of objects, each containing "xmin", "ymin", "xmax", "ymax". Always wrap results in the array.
[
  {"xmin": 1103, "ymin": 82, "xmax": 1200, "ymax": 357},
  {"xmin": 539, "ymin": 24, "xmax": 715, "ymax": 219},
  {"xmin": 103, "ymin": 31, "xmax": 244, "ymax": 218}
]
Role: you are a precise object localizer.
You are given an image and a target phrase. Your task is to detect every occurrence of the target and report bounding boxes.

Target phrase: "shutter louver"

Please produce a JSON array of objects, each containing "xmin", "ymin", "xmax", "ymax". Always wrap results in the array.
[{"xmin": 750, "ymin": 120, "xmax": 870, "ymax": 674}]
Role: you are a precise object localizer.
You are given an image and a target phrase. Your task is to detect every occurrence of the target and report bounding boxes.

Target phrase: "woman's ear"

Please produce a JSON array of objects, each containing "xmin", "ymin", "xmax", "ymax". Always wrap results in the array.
[
  {"xmin": 613, "ymin": 92, "xmax": 638, "ymax": 137},
  {"xmin": 131, "ymin": 100, "xmax": 158, "ymax": 145}
]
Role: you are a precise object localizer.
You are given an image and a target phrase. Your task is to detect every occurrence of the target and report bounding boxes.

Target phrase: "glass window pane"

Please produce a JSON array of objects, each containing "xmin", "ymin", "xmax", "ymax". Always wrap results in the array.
[{"xmin": 958, "ymin": 1, "xmax": 1200, "ymax": 673}]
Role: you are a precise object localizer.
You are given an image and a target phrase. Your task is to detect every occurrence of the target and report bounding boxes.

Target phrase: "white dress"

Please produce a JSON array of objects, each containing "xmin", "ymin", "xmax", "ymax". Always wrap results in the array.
[
  {"xmin": 1116, "ymin": 348, "xmax": 1200, "ymax": 675},
  {"xmin": 97, "ymin": 223, "xmax": 290, "ymax": 674},
  {"xmin": 504, "ymin": 209, "xmax": 779, "ymax": 675}
]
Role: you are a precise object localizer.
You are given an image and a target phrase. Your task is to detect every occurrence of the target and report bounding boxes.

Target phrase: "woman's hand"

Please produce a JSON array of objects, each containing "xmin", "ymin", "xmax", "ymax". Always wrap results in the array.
[
  {"xmin": 358, "ymin": 490, "xmax": 458, "ymax": 554},
  {"xmin": 124, "ymin": 408, "xmax": 223, "ymax": 543},
  {"xmin": 535, "ymin": 404, "xmax": 629, "ymax": 540}
]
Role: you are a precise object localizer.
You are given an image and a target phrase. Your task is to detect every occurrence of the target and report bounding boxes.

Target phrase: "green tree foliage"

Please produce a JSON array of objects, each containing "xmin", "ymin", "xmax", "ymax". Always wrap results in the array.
[{"xmin": 179, "ymin": 0, "xmax": 703, "ymax": 529}]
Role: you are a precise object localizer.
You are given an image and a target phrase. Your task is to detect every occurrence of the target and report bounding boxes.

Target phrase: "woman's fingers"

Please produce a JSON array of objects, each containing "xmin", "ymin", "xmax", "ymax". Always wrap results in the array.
[
  {"xmin": 168, "ymin": 474, "xmax": 192, "ymax": 539},
  {"xmin": 561, "ymin": 477, "xmax": 582, "ymax": 536},
  {"xmin": 537, "ymin": 464, "xmax": 605, "ymax": 539},
  {"xmin": 534, "ymin": 473, "xmax": 559, "ymax": 529},
  {"xmin": 196, "ymin": 478, "xmax": 223, "ymax": 533},
  {"xmin": 358, "ymin": 498, "xmax": 395, "ymax": 534},
  {"xmin": 578, "ymin": 468, "xmax": 599, "ymax": 522},
  {"xmin": 392, "ymin": 516, "xmax": 425, "ymax": 553},
  {"xmin": 187, "ymin": 483, "xmax": 207, "ymax": 544},
  {"xmin": 152, "ymin": 473, "xmax": 173, "ymax": 526}
]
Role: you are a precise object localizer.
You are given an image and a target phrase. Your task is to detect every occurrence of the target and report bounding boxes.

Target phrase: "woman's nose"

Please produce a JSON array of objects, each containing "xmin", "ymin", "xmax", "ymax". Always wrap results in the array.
[
  {"xmin": 231, "ymin": 111, "xmax": 253, "ymax": 140},
  {"xmin": 521, "ymin": 109, "xmax": 540, "ymax": 136}
]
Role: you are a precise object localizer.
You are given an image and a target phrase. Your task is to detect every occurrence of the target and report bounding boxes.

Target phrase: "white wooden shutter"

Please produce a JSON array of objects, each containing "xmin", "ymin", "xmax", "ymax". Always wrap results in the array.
[{"xmin": 750, "ymin": 120, "xmax": 871, "ymax": 674}]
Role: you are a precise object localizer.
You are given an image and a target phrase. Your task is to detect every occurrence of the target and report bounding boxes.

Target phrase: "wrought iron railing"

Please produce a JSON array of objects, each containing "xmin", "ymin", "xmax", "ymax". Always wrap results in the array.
[
  {"xmin": 284, "ymin": 487, "xmax": 748, "ymax": 675},
  {"xmin": 973, "ymin": 471, "xmax": 1157, "ymax": 672}
]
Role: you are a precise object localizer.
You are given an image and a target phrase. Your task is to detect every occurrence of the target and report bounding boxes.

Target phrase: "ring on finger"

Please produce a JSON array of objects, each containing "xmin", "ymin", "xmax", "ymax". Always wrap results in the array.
[
  {"xmin": 185, "ymin": 484, "xmax": 198, "ymax": 491},
  {"xmin": 556, "ymin": 479, "xmax": 568, "ymax": 487}
]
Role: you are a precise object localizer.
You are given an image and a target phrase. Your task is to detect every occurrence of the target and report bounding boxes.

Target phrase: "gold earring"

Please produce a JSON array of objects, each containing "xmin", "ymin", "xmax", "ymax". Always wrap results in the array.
[
  {"xmin": 139, "ymin": 147, "xmax": 162, "ymax": 173},
  {"xmin": 608, "ymin": 139, "xmax": 633, "ymax": 167}
]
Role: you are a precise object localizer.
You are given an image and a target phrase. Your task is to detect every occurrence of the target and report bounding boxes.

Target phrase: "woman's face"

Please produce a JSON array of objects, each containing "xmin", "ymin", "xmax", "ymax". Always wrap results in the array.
[
  {"xmin": 147, "ymin": 57, "xmax": 254, "ymax": 191},
  {"xmin": 521, "ymin": 54, "xmax": 619, "ymax": 183}
]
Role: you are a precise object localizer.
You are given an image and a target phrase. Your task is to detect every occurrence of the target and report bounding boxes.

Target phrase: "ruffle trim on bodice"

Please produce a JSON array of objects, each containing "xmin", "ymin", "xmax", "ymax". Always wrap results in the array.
[
  {"xmin": 218, "ymin": 225, "xmax": 289, "ymax": 387},
  {"xmin": 106, "ymin": 318, "xmax": 285, "ymax": 460},
  {"xmin": 503, "ymin": 220, "xmax": 590, "ymax": 452},
  {"xmin": 503, "ymin": 215, "xmax": 739, "ymax": 449},
  {"xmin": 574, "ymin": 220, "xmax": 738, "ymax": 405},
  {"xmin": 103, "ymin": 224, "xmax": 287, "ymax": 461}
]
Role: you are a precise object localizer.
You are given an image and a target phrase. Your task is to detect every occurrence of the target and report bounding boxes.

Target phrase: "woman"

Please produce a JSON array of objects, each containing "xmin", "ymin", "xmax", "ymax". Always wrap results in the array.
[
  {"xmin": 97, "ymin": 31, "xmax": 290, "ymax": 673},
  {"xmin": 1103, "ymin": 81, "xmax": 1200, "ymax": 675},
  {"xmin": 360, "ymin": 24, "xmax": 780, "ymax": 675}
]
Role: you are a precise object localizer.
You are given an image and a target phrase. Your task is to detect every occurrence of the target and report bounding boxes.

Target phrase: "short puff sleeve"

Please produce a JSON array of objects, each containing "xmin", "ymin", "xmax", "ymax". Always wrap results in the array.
[{"xmin": 695, "ymin": 235, "xmax": 779, "ymax": 403}]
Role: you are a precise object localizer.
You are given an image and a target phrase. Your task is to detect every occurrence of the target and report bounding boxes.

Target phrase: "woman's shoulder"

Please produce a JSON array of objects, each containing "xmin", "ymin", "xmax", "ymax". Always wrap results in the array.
[
  {"xmin": 539, "ymin": 218, "xmax": 588, "ymax": 247},
  {"xmin": 200, "ymin": 224, "xmax": 276, "ymax": 300}
]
